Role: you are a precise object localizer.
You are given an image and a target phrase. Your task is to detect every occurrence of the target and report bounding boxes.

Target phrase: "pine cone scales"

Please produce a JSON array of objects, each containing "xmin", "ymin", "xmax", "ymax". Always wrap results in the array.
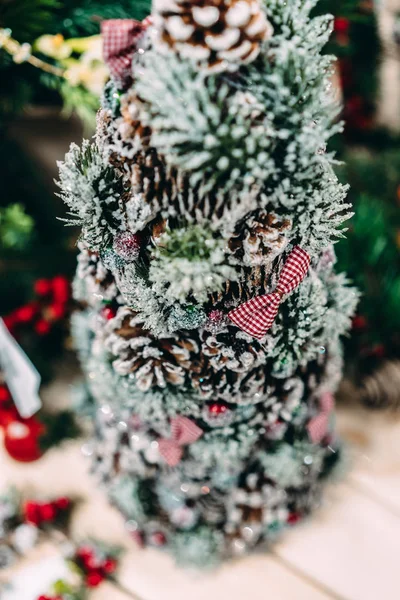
[
  {"xmin": 229, "ymin": 211, "xmax": 293, "ymax": 267},
  {"xmin": 104, "ymin": 308, "xmax": 199, "ymax": 390},
  {"xmin": 154, "ymin": 0, "xmax": 273, "ymax": 69}
]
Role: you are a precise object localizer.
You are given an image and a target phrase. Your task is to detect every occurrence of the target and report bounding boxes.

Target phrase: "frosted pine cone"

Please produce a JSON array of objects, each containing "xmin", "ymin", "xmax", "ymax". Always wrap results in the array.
[
  {"xmin": 229, "ymin": 211, "xmax": 292, "ymax": 268},
  {"xmin": 201, "ymin": 327, "xmax": 265, "ymax": 373},
  {"xmin": 153, "ymin": 0, "xmax": 273, "ymax": 70},
  {"xmin": 104, "ymin": 307, "xmax": 199, "ymax": 390}
]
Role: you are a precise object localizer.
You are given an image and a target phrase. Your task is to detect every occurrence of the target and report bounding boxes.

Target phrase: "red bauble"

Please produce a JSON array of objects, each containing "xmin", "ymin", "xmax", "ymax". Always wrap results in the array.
[
  {"xmin": 3, "ymin": 418, "xmax": 44, "ymax": 462},
  {"xmin": 34, "ymin": 279, "xmax": 52, "ymax": 296},
  {"xmin": 86, "ymin": 571, "xmax": 104, "ymax": 588}
]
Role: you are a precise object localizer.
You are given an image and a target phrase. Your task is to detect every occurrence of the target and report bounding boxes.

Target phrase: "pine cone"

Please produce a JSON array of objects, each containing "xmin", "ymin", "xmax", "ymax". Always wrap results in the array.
[
  {"xmin": 229, "ymin": 211, "xmax": 292, "ymax": 267},
  {"xmin": 154, "ymin": 0, "xmax": 273, "ymax": 70},
  {"xmin": 201, "ymin": 326, "xmax": 265, "ymax": 372},
  {"xmin": 104, "ymin": 307, "xmax": 199, "ymax": 390}
]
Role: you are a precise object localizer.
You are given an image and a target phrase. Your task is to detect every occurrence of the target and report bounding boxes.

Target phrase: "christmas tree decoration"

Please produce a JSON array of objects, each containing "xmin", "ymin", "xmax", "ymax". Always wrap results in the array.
[{"xmin": 62, "ymin": 0, "xmax": 358, "ymax": 566}]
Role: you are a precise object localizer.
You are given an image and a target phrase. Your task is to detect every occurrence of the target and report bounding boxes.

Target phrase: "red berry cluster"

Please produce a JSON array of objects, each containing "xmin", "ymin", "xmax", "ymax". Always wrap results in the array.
[
  {"xmin": 38, "ymin": 595, "xmax": 63, "ymax": 600},
  {"xmin": 23, "ymin": 497, "xmax": 71, "ymax": 527},
  {"xmin": 74, "ymin": 545, "xmax": 118, "ymax": 588},
  {"xmin": 4, "ymin": 275, "xmax": 70, "ymax": 337}
]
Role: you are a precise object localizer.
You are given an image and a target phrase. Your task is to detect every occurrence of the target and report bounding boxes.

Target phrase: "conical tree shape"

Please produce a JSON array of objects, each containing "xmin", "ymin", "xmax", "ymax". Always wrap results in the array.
[{"xmin": 60, "ymin": 0, "xmax": 358, "ymax": 567}]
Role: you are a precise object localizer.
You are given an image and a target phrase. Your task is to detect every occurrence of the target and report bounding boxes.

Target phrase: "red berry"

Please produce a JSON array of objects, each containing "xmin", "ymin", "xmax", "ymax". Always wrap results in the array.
[
  {"xmin": 34, "ymin": 279, "xmax": 52, "ymax": 296},
  {"xmin": 86, "ymin": 571, "xmax": 104, "ymax": 587},
  {"xmin": 39, "ymin": 502, "xmax": 57, "ymax": 522},
  {"xmin": 35, "ymin": 319, "xmax": 51, "ymax": 335},
  {"xmin": 14, "ymin": 303, "xmax": 37, "ymax": 323},
  {"xmin": 51, "ymin": 276, "xmax": 70, "ymax": 304},
  {"xmin": 101, "ymin": 306, "xmax": 116, "ymax": 320},
  {"xmin": 334, "ymin": 17, "xmax": 350, "ymax": 34},
  {"xmin": 3, "ymin": 314, "xmax": 16, "ymax": 332},
  {"xmin": 208, "ymin": 403, "xmax": 228, "ymax": 416},
  {"xmin": 24, "ymin": 501, "xmax": 41, "ymax": 525},
  {"xmin": 150, "ymin": 531, "xmax": 167, "ymax": 547},
  {"xmin": 54, "ymin": 496, "xmax": 70, "ymax": 511},
  {"xmin": 287, "ymin": 512, "xmax": 301, "ymax": 525},
  {"xmin": 102, "ymin": 558, "xmax": 117, "ymax": 574},
  {"xmin": 0, "ymin": 386, "xmax": 11, "ymax": 404},
  {"xmin": 352, "ymin": 315, "xmax": 368, "ymax": 331}
]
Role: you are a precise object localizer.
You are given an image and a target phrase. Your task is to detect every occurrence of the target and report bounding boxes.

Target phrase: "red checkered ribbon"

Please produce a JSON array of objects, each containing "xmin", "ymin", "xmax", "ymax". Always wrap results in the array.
[
  {"xmin": 158, "ymin": 416, "xmax": 203, "ymax": 467},
  {"xmin": 307, "ymin": 391, "xmax": 335, "ymax": 444},
  {"xmin": 101, "ymin": 18, "xmax": 151, "ymax": 88},
  {"xmin": 228, "ymin": 246, "xmax": 311, "ymax": 339}
]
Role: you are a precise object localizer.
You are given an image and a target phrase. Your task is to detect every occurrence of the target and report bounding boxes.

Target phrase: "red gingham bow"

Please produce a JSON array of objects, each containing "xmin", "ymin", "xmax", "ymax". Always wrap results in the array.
[
  {"xmin": 307, "ymin": 391, "xmax": 335, "ymax": 444},
  {"xmin": 158, "ymin": 416, "xmax": 203, "ymax": 467},
  {"xmin": 228, "ymin": 246, "xmax": 311, "ymax": 339},
  {"xmin": 101, "ymin": 18, "xmax": 151, "ymax": 88}
]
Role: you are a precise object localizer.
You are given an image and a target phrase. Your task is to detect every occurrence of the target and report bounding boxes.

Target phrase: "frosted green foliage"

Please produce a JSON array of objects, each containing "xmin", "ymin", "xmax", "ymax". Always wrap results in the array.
[
  {"xmin": 149, "ymin": 226, "xmax": 237, "ymax": 304},
  {"xmin": 57, "ymin": 140, "xmax": 125, "ymax": 251},
  {"xmin": 264, "ymin": 166, "xmax": 352, "ymax": 253},
  {"xmin": 259, "ymin": 440, "xmax": 325, "ymax": 488},
  {"xmin": 270, "ymin": 270, "xmax": 358, "ymax": 378},
  {"xmin": 70, "ymin": 310, "xmax": 94, "ymax": 364},
  {"xmin": 134, "ymin": 52, "xmax": 273, "ymax": 195},
  {"xmin": 109, "ymin": 476, "xmax": 146, "ymax": 522},
  {"xmin": 171, "ymin": 527, "xmax": 224, "ymax": 569}
]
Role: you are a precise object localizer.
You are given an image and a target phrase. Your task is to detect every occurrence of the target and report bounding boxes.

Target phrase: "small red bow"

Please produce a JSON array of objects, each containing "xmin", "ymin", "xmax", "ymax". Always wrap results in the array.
[
  {"xmin": 102, "ymin": 17, "xmax": 151, "ymax": 88},
  {"xmin": 158, "ymin": 417, "xmax": 203, "ymax": 467},
  {"xmin": 228, "ymin": 246, "xmax": 311, "ymax": 339},
  {"xmin": 307, "ymin": 391, "xmax": 335, "ymax": 444}
]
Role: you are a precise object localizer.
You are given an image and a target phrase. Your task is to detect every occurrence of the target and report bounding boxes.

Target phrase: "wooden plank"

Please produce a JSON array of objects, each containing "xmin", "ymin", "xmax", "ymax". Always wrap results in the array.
[
  {"xmin": 117, "ymin": 547, "xmax": 333, "ymax": 600},
  {"xmin": 337, "ymin": 406, "xmax": 400, "ymax": 515},
  {"xmin": 274, "ymin": 482, "xmax": 400, "ymax": 600}
]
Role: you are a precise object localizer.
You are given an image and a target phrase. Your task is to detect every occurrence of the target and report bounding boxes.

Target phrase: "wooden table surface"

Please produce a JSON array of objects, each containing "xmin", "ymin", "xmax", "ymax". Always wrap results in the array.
[{"xmin": 1, "ymin": 370, "xmax": 400, "ymax": 600}]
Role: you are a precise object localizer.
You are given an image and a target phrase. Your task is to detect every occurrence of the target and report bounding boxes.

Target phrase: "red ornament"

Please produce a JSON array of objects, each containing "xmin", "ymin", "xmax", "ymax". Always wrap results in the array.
[
  {"xmin": 3, "ymin": 417, "xmax": 44, "ymax": 462},
  {"xmin": 34, "ymin": 279, "xmax": 52, "ymax": 296},
  {"xmin": 208, "ymin": 403, "xmax": 228, "ymax": 416},
  {"xmin": 86, "ymin": 571, "xmax": 105, "ymax": 588},
  {"xmin": 101, "ymin": 305, "xmax": 117, "ymax": 320}
]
